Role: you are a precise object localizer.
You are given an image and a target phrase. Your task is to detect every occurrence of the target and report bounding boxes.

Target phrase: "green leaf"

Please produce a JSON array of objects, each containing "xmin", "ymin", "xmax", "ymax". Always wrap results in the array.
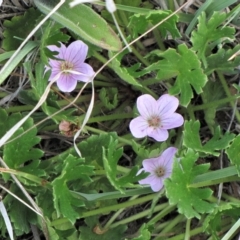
[
  {"xmin": 80, "ymin": 132, "xmax": 119, "ymax": 167},
  {"xmin": 165, "ymin": 149, "xmax": 215, "ymax": 219},
  {"xmin": 4, "ymin": 185, "xmax": 37, "ymax": 236},
  {"xmin": 79, "ymin": 216, "xmax": 127, "ymax": 240},
  {"xmin": 201, "ymin": 80, "xmax": 226, "ymax": 133},
  {"xmin": 2, "ymin": 8, "xmax": 42, "ymax": 51},
  {"xmin": 40, "ymin": 21, "xmax": 70, "ymax": 64},
  {"xmin": 102, "ymin": 137, "xmax": 124, "ymax": 193},
  {"xmin": 205, "ymin": 45, "xmax": 240, "ymax": 75},
  {"xmin": 191, "ymin": 12, "xmax": 235, "ymax": 61},
  {"xmin": 34, "ymin": 0, "xmax": 122, "ymax": 51},
  {"xmin": 226, "ymin": 135, "xmax": 240, "ymax": 176},
  {"xmin": 103, "ymin": 137, "xmax": 144, "ymax": 193},
  {"xmin": 132, "ymin": 224, "xmax": 152, "ymax": 240},
  {"xmin": 3, "ymin": 113, "xmax": 44, "ymax": 181},
  {"xmin": 52, "ymin": 154, "xmax": 94, "ymax": 223},
  {"xmin": 109, "ymin": 51, "xmax": 142, "ymax": 87},
  {"xmin": 99, "ymin": 87, "xmax": 118, "ymax": 110},
  {"xmin": 155, "ymin": 44, "xmax": 207, "ymax": 106},
  {"xmin": 183, "ymin": 120, "xmax": 235, "ymax": 156},
  {"xmin": 129, "ymin": 10, "xmax": 180, "ymax": 39},
  {"xmin": 24, "ymin": 61, "xmax": 49, "ymax": 98},
  {"xmin": 0, "ymin": 41, "xmax": 38, "ymax": 85},
  {"xmin": 0, "ymin": 109, "xmax": 8, "ymax": 138},
  {"xmin": 203, "ymin": 202, "xmax": 240, "ymax": 239}
]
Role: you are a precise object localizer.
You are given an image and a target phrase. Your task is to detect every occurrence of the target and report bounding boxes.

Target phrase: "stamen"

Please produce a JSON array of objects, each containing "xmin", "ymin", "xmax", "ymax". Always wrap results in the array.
[
  {"xmin": 60, "ymin": 61, "xmax": 74, "ymax": 73},
  {"xmin": 148, "ymin": 115, "xmax": 161, "ymax": 128},
  {"xmin": 155, "ymin": 167, "xmax": 165, "ymax": 177}
]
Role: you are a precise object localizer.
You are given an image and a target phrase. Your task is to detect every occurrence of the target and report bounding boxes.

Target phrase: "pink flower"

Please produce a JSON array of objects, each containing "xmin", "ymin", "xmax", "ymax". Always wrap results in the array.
[
  {"xmin": 46, "ymin": 40, "xmax": 95, "ymax": 92},
  {"xmin": 138, "ymin": 147, "xmax": 177, "ymax": 192},
  {"xmin": 129, "ymin": 94, "xmax": 184, "ymax": 141}
]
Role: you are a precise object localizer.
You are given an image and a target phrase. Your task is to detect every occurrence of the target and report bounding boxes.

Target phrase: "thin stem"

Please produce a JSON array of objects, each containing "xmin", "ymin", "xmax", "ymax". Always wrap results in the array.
[
  {"xmin": 103, "ymin": 195, "xmax": 139, "ymax": 229},
  {"xmin": 147, "ymin": 204, "xmax": 176, "ymax": 226},
  {"xmin": 87, "ymin": 113, "xmax": 133, "ymax": 123},
  {"xmin": 80, "ymin": 193, "xmax": 156, "ymax": 218},
  {"xmin": 191, "ymin": 94, "xmax": 240, "ymax": 111},
  {"xmin": 85, "ymin": 126, "xmax": 134, "ymax": 146},
  {"xmin": 184, "ymin": 218, "xmax": 191, "ymax": 240},
  {"xmin": 155, "ymin": 215, "xmax": 185, "ymax": 238},
  {"xmin": 109, "ymin": 202, "xmax": 169, "ymax": 229}
]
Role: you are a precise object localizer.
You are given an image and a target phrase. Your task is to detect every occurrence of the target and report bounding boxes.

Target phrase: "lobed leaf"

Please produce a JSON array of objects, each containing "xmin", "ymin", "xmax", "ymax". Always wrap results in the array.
[
  {"xmin": 52, "ymin": 154, "xmax": 94, "ymax": 223},
  {"xmin": 2, "ymin": 111, "xmax": 44, "ymax": 181},
  {"xmin": 203, "ymin": 202, "xmax": 240, "ymax": 239},
  {"xmin": 155, "ymin": 44, "xmax": 207, "ymax": 106},
  {"xmin": 183, "ymin": 120, "xmax": 235, "ymax": 156},
  {"xmin": 109, "ymin": 51, "xmax": 142, "ymax": 87},
  {"xmin": 165, "ymin": 149, "xmax": 215, "ymax": 219},
  {"xmin": 102, "ymin": 136, "xmax": 124, "ymax": 193},
  {"xmin": 99, "ymin": 87, "xmax": 118, "ymax": 110},
  {"xmin": 205, "ymin": 45, "xmax": 240, "ymax": 75},
  {"xmin": 190, "ymin": 12, "xmax": 235, "ymax": 61},
  {"xmin": 2, "ymin": 8, "xmax": 42, "ymax": 51},
  {"xmin": 226, "ymin": 135, "xmax": 240, "ymax": 176},
  {"xmin": 129, "ymin": 10, "xmax": 180, "ymax": 39}
]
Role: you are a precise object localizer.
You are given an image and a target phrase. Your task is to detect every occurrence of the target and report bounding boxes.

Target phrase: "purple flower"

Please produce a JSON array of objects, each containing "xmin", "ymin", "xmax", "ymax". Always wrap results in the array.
[
  {"xmin": 46, "ymin": 40, "xmax": 95, "ymax": 92},
  {"xmin": 138, "ymin": 147, "xmax": 177, "ymax": 192},
  {"xmin": 129, "ymin": 94, "xmax": 184, "ymax": 141}
]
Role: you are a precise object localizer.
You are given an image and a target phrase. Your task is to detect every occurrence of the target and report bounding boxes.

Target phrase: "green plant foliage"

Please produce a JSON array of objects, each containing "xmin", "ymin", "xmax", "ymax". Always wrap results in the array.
[
  {"xmin": 205, "ymin": 45, "xmax": 240, "ymax": 75},
  {"xmin": 190, "ymin": 12, "xmax": 235, "ymax": 63},
  {"xmin": 79, "ymin": 132, "xmax": 119, "ymax": 167},
  {"xmin": 79, "ymin": 216, "xmax": 127, "ymax": 240},
  {"xmin": 148, "ymin": 44, "xmax": 207, "ymax": 106},
  {"xmin": 34, "ymin": 0, "xmax": 122, "ymax": 51},
  {"xmin": 203, "ymin": 202, "xmax": 240, "ymax": 239},
  {"xmin": 183, "ymin": 120, "xmax": 235, "ymax": 156},
  {"xmin": 201, "ymin": 80, "xmax": 226, "ymax": 133},
  {"xmin": 24, "ymin": 61, "xmax": 49, "ymax": 99},
  {"xmin": 52, "ymin": 154, "xmax": 94, "ymax": 223},
  {"xmin": 2, "ymin": 8, "xmax": 42, "ymax": 51},
  {"xmin": 99, "ymin": 87, "xmax": 118, "ymax": 110},
  {"xmin": 103, "ymin": 136, "xmax": 145, "ymax": 193},
  {"xmin": 129, "ymin": 10, "xmax": 180, "ymax": 39},
  {"xmin": 3, "ymin": 112, "xmax": 44, "ymax": 180},
  {"xmin": 109, "ymin": 51, "xmax": 142, "ymax": 87},
  {"xmin": 165, "ymin": 149, "xmax": 215, "ymax": 219},
  {"xmin": 0, "ymin": 109, "xmax": 8, "ymax": 138},
  {"xmin": 40, "ymin": 21, "xmax": 70, "ymax": 64},
  {"xmin": 132, "ymin": 223, "xmax": 152, "ymax": 240},
  {"xmin": 4, "ymin": 185, "xmax": 37, "ymax": 236},
  {"xmin": 226, "ymin": 135, "xmax": 240, "ymax": 176}
]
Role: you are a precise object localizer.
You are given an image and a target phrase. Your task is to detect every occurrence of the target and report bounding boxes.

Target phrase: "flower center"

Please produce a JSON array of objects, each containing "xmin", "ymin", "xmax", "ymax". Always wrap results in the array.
[
  {"xmin": 155, "ymin": 166, "xmax": 165, "ymax": 177},
  {"xmin": 60, "ymin": 61, "xmax": 74, "ymax": 74},
  {"xmin": 147, "ymin": 115, "xmax": 161, "ymax": 128}
]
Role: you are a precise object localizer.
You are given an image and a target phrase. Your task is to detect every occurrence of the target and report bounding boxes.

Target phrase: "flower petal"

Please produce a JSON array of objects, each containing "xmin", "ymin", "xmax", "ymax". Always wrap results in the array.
[
  {"xmin": 157, "ymin": 94, "xmax": 179, "ymax": 115},
  {"xmin": 142, "ymin": 158, "xmax": 159, "ymax": 173},
  {"xmin": 139, "ymin": 173, "xmax": 157, "ymax": 185},
  {"xmin": 48, "ymin": 43, "xmax": 66, "ymax": 60},
  {"xmin": 75, "ymin": 63, "xmax": 95, "ymax": 82},
  {"xmin": 161, "ymin": 113, "xmax": 184, "ymax": 129},
  {"xmin": 57, "ymin": 74, "xmax": 78, "ymax": 92},
  {"xmin": 65, "ymin": 40, "xmax": 88, "ymax": 64},
  {"xmin": 147, "ymin": 127, "xmax": 168, "ymax": 142},
  {"xmin": 151, "ymin": 178, "xmax": 164, "ymax": 192},
  {"xmin": 136, "ymin": 94, "xmax": 158, "ymax": 118},
  {"xmin": 129, "ymin": 116, "xmax": 148, "ymax": 138},
  {"xmin": 160, "ymin": 147, "xmax": 177, "ymax": 169}
]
